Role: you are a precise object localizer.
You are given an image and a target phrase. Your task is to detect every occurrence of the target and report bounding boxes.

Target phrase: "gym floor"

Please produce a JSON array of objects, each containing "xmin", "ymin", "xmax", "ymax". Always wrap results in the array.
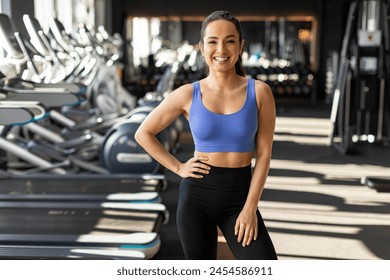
[{"xmin": 155, "ymin": 100, "xmax": 390, "ymax": 260}]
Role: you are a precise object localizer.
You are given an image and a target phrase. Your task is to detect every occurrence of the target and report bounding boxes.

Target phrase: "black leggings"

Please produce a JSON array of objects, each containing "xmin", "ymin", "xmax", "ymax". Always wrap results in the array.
[{"xmin": 177, "ymin": 164, "xmax": 277, "ymax": 260}]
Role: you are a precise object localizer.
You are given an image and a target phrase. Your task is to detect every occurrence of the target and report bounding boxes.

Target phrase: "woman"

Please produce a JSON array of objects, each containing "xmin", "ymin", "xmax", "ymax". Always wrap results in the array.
[{"xmin": 135, "ymin": 10, "xmax": 277, "ymax": 260}]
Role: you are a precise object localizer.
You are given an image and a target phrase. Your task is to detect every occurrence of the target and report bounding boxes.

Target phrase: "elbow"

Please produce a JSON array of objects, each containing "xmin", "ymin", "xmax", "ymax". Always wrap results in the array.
[
  {"xmin": 134, "ymin": 126, "xmax": 154, "ymax": 149},
  {"xmin": 134, "ymin": 127, "xmax": 144, "ymax": 146},
  {"xmin": 255, "ymin": 150, "xmax": 272, "ymax": 163}
]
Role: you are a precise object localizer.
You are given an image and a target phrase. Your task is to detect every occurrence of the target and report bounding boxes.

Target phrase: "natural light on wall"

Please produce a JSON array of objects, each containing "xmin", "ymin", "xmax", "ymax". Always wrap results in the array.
[
  {"xmin": 131, "ymin": 17, "xmax": 161, "ymax": 67},
  {"xmin": 34, "ymin": 0, "xmax": 87, "ymax": 34},
  {"xmin": 55, "ymin": 0, "xmax": 73, "ymax": 33},
  {"xmin": 73, "ymin": 0, "xmax": 95, "ymax": 28},
  {"xmin": 34, "ymin": 0, "xmax": 55, "ymax": 32},
  {"xmin": 132, "ymin": 17, "xmax": 151, "ymax": 67}
]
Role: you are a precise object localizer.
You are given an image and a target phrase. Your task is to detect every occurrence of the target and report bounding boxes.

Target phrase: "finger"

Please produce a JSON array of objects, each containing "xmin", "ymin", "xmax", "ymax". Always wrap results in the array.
[
  {"xmin": 242, "ymin": 228, "xmax": 250, "ymax": 246},
  {"xmin": 245, "ymin": 229, "xmax": 254, "ymax": 246},
  {"xmin": 199, "ymin": 163, "xmax": 211, "ymax": 171},
  {"xmin": 189, "ymin": 170, "xmax": 204, "ymax": 178},
  {"xmin": 237, "ymin": 224, "xmax": 245, "ymax": 243},
  {"xmin": 196, "ymin": 156, "xmax": 209, "ymax": 162},
  {"xmin": 193, "ymin": 165, "xmax": 210, "ymax": 174},
  {"xmin": 254, "ymin": 225, "xmax": 258, "ymax": 241},
  {"xmin": 234, "ymin": 220, "xmax": 239, "ymax": 236},
  {"xmin": 190, "ymin": 166, "xmax": 205, "ymax": 175},
  {"xmin": 190, "ymin": 159, "xmax": 210, "ymax": 174}
]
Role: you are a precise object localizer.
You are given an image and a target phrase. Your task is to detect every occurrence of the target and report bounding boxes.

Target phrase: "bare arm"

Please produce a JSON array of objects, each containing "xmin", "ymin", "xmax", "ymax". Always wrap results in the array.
[
  {"xmin": 244, "ymin": 81, "xmax": 275, "ymax": 209},
  {"xmin": 134, "ymin": 84, "xmax": 210, "ymax": 177},
  {"xmin": 235, "ymin": 80, "xmax": 276, "ymax": 246}
]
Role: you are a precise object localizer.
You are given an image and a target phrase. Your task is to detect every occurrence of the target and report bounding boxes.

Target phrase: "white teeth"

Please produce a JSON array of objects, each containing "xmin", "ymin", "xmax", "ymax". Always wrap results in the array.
[{"xmin": 214, "ymin": 57, "xmax": 228, "ymax": 62}]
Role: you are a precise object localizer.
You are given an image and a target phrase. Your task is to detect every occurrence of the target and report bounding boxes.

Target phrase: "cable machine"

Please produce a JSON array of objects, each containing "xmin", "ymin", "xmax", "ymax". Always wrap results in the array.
[{"xmin": 329, "ymin": 0, "xmax": 390, "ymax": 154}]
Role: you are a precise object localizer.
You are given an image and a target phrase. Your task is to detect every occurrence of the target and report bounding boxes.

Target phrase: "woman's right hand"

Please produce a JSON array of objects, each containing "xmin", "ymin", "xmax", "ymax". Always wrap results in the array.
[{"xmin": 177, "ymin": 156, "xmax": 211, "ymax": 178}]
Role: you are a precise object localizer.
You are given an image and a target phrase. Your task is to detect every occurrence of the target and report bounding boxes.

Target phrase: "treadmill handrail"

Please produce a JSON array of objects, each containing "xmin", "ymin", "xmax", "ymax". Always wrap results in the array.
[
  {"xmin": 0, "ymin": 107, "xmax": 33, "ymax": 125},
  {"xmin": 0, "ymin": 245, "xmax": 146, "ymax": 259},
  {"xmin": 0, "ymin": 200, "xmax": 166, "ymax": 211},
  {"xmin": 0, "ymin": 101, "xmax": 46, "ymax": 120},
  {"xmin": 0, "ymin": 232, "xmax": 159, "ymax": 245},
  {"xmin": 0, "ymin": 192, "xmax": 161, "ymax": 202}
]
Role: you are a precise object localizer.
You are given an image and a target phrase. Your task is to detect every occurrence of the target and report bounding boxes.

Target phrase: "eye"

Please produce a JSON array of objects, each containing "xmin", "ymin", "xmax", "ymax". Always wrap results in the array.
[
  {"xmin": 226, "ymin": 39, "xmax": 236, "ymax": 44},
  {"xmin": 207, "ymin": 40, "xmax": 217, "ymax": 44}
]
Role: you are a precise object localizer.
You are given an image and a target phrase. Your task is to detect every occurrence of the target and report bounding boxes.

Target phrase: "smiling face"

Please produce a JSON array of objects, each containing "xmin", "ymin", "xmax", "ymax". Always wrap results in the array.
[{"xmin": 200, "ymin": 19, "xmax": 244, "ymax": 75}]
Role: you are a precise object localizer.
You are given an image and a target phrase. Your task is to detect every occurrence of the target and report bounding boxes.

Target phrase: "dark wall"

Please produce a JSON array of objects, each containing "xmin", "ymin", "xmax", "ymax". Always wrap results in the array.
[
  {"xmin": 8, "ymin": 0, "xmax": 34, "ymax": 37},
  {"xmin": 111, "ymin": 0, "xmax": 127, "ymax": 36}
]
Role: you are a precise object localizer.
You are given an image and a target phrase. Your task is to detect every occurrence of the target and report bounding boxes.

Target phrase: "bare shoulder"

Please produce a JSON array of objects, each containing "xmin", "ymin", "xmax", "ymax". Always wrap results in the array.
[
  {"xmin": 254, "ymin": 79, "xmax": 273, "ymax": 97},
  {"xmin": 160, "ymin": 83, "xmax": 194, "ymax": 110},
  {"xmin": 165, "ymin": 83, "xmax": 193, "ymax": 104},
  {"xmin": 254, "ymin": 79, "xmax": 275, "ymax": 109}
]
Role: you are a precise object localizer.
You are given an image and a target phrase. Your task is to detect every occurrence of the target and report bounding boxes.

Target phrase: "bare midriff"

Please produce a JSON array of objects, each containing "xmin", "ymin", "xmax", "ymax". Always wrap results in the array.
[{"xmin": 194, "ymin": 151, "xmax": 254, "ymax": 168}]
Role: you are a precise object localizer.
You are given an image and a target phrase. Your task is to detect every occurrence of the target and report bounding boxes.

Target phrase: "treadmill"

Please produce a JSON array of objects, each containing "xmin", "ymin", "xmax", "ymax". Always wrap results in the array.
[
  {"xmin": 0, "ymin": 26, "xmax": 167, "ymax": 189},
  {"xmin": 0, "ymin": 14, "xmax": 86, "ymax": 94},
  {"xmin": 0, "ymin": 87, "xmax": 167, "ymax": 193},
  {"xmin": 0, "ymin": 104, "xmax": 169, "ymax": 259},
  {"xmin": 0, "ymin": 13, "xmax": 141, "ymax": 155},
  {"xmin": 0, "ymin": 17, "xmax": 169, "ymax": 258},
  {"xmin": 0, "ymin": 200, "xmax": 168, "ymax": 259},
  {"xmin": 22, "ymin": 14, "xmax": 136, "ymax": 116}
]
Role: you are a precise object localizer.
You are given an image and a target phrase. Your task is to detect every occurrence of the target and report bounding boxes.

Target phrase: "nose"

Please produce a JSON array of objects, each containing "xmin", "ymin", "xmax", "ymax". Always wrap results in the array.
[{"xmin": 216, "ymin": 41, "xmax": 226, "ymax": 53}]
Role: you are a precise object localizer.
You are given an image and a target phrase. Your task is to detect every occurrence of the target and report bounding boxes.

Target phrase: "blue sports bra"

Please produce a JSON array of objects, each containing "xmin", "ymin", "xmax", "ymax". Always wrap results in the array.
[{"xmin": 189, "ymin": 79, "xmax": 258, "ymax": 153}]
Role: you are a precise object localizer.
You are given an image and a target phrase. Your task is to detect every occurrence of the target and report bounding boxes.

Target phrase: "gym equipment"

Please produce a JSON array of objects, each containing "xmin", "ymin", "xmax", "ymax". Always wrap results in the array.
[
  {"xmin": 45, "ymin": 16, "xmax": 136, "ymax": 114},
  {"xmin": 0, "ymin": 109, "xmax": 168, "ymax": 259},
  {"xmin": 0, "ymin": 78, "xmax": 168, "ymax": 176},
  {"xmin": 243, "ymin": 59, "xmax": 313, "ymax": 100},
  {"xmin": 0, "ymin": 112, "xmax": 168, "ymax": 259},
  {"xmin": 329, "ymin": 0, "xmax": 390, "ymax": 154},
  {"xmin": 101, "ymin": 107, "xmax": 168, "ymax": 174},
  {"xmin": 0, "ymin": 245, "xmax": 148, "ymax": 259},
  {"xmin": 20, "ymin": 106, "xmax": 168, "ymax": 175},
  {"xmin": 97, "ymin": 46, "xmax": 195, "ymax": 173},
  {"xmin": 0, "ymin": 142, "xmax": 167, "ymax": 260},
  {"xmin": 0, "ymin": 13, "xmax": 135, "ymax": 116},
  {"xmin": 0, "ymin": 93, "xmax": 167, "ymax": 188},
  {"xmin": 136, "ymin": 44, "xmax": 197, "ymax": 152},
  {"xmin": 0, "ymin": 108, "xmax": 33, "ymax": 125},
  {"xmin": 0, "ymin": 200, "xmax": 167, "ymax": 259},
  {"xmin": 0, "ymin": 16, "xmax": 177, "ymax": 173},
  {"xmin": 327, "ymin": 0, "xmax": 390, "ymax": 192},
  {"xmin": 12, "ymin": 14, "xmax": 180, "ymax": 174},
  {"xmin": 0, "ymin": 14, "xmax": 84, "ymax": 94},
  {"xmin": 0, "ymin": 129, "xmax": 167, "ymax": 191},
  {"xmin": 0, "ymin": 15, "xmax": 170, "ymax": 174},
  {"xmin": 0, "ymin": 14, "xmax": 172, "ymax": 261},
  {"xmin": 0, "ymin": 101, "xmax": 46, "ymax": 125},
  {"xmin": 0, "ymin": 88, "xmax": 82, "ymax": 107}
]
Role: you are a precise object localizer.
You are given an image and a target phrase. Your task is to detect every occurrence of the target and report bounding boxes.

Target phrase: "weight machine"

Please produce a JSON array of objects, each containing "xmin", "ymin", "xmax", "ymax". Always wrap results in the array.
[
  {"xmin": 329, "ymin": 0, "xmax": 390, "ymax": 154},
  {"xmin": 329, "ymin": 0, "xmax": 390, "ymax": 192}
]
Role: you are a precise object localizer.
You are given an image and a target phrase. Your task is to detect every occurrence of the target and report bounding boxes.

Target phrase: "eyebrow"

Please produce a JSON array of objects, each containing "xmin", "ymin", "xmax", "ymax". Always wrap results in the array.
[{"xmin": 206, "ymin": 34, "xmax": 237, "ymax": 40}]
